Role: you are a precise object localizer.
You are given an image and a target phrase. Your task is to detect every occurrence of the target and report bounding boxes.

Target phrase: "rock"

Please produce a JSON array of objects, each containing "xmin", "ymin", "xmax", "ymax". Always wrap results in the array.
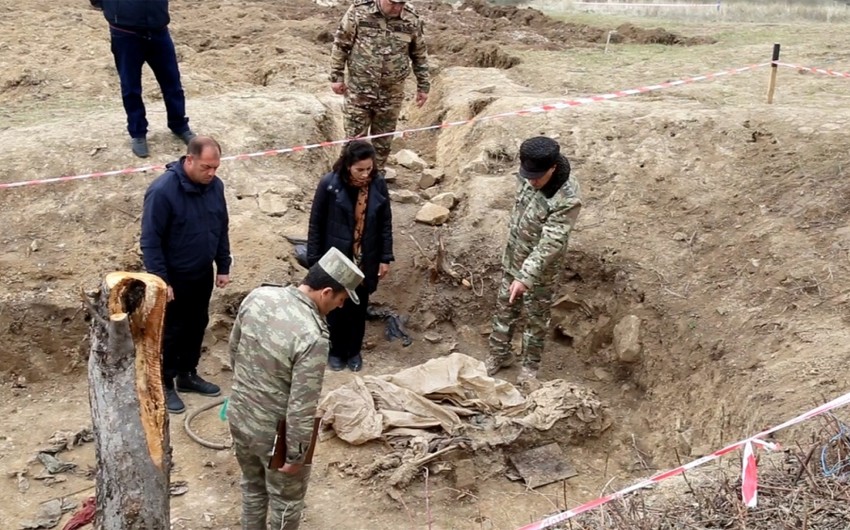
[
  {"xmin": 383, "ymin": 167, "xmax": 398, "ymax": 183},
  {"xmin": 257, "ymin": 192, "xmax": 288, "ymax": 217},
  {"xmin": 423, "ymin": 332, "xmax": 442, "ymax": 344},
  {"xmin": 672, "ymin": 231, "xmax": 688, "ymax": 241},
  {"xmin": 422, "ymin": 312, "xmax": 438, "ymax": 329},
  {"xmin": 453, "ymin": 459, "xmax": 477, "ymax": 490},
  {"xmin": 394, "ymin": 149, "xmax": 427, "ymax": 170},
  {"xmin": 461, "ymin": 156, "xmax": 489, "ymax": 177},
  {"xmin": 430, "ymin": 192, "xmax": 458, "ymax": 210},
  {"xmin": 551, "ymin": 294, "xmax": 581, "ymax": 311},
  {"xmin": 418, "ymin": 168, "xmax": 444, "ymax": 189},
  {"xmin": 613, "ymin": 315, "xmax": 642, "ymax": 363},
  {"xmin": 592, "ymin": 367, "xmax": 614, "ymax": 382},
  {"xmin": 389, "ymin": 190, "xmax": 422, "ymax": 204},
  {"xmin": 415, "ymin": 203, "xmax": 450, "ymax": 226},
  {"xmin": 797, "ymin": 126, "xmax": 814, "ymax": 135}
]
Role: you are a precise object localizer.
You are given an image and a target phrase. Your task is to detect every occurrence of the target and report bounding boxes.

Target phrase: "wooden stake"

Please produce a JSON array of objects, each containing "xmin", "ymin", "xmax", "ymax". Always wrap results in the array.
[
  {"xmin": 87, "ymin": 272, "xmax": 171, "ymax": 529},
  {"xmin": 766, "ymin": 43, "xmax": 781, "ymax": 104}
]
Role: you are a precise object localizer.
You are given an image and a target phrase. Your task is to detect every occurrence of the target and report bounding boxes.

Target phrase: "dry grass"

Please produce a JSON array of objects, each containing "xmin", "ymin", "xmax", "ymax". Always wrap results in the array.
[{"xmin": 544, "ymin": 416, "xmax": 850, "ymax": 529}]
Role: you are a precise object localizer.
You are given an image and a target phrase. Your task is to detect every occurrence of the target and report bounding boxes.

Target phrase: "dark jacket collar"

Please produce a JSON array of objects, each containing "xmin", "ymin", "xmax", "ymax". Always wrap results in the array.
[
  {"xmin": 169, "ymin": 156, "xmax": 211, "ymax": 194},
  {"xmin": 539, "ymin": 156, "xmax": 570, "ymax": 199}
]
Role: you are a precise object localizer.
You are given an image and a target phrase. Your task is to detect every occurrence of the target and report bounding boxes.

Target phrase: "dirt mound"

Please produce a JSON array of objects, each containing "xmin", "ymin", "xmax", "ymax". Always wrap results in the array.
[
  {"xmin": 453, "ymin": 0, "xmax": 714, "ymax": 46},
  {"xmin": 613, "ymin": 22, "xmax": 717, "ymax": 45}
]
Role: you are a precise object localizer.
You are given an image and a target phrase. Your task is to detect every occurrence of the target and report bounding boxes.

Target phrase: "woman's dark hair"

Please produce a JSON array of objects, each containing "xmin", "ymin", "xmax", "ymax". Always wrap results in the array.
[
  {"xmin": 302, "ymin": 264, "xmax": 346, "ymax": 293},
  {"xmin": 333, "ymin": 140, "xmax": 378, "ymax": 183}
]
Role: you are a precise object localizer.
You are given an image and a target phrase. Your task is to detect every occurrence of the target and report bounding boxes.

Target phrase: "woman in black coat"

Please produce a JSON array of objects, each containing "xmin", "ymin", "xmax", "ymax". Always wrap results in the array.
[{"xmin": 307, "ymin": 141, "xmax": 394, "ymax": 371}]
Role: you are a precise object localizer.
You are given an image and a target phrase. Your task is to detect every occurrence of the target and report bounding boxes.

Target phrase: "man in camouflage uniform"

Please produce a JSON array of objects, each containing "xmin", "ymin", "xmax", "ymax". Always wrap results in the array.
[
  {"xmin": 486, "ymin": 136, "xmax": 582, "ymax": 384},
  {"xmin": 329, "ymin": 0, "xmax": 430, "ymax": 172},
  {"xmin": 228, "ymin": 247, "xmax": 364, "ymax": 530}
]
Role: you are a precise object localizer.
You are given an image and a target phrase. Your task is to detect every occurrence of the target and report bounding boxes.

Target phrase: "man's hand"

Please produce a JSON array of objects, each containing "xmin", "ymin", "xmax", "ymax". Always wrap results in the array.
[
  {"xmin": 508, "ymin": 280, "xmax": 528, "ymax": 304},
  {"xmin": 216, "ymin": 275, "xmax": 230, "ymax": 288},
  {"xmin": 278, "ymin": 462, "xmax": 303, "ymax": 475},
  {"xmin": 415, "ymin": 91, "xmax": 428, "ymax": 107},
  {"xmin": 378, "ymin": 263, "xmax": 390, "ymax": 280},
  {"xmin": 331, "ymin": 82, "xmax": 347, "ymax": 95},
  {"xmin": 166, "ymin": 286, "xmax": 175, "ymax": 302}
]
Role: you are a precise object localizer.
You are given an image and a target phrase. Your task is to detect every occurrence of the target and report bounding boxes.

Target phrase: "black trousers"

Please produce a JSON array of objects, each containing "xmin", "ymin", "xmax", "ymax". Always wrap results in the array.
[
  {"xmin": 327, "ymin": 284, "xmax": 370, "ymax": 362},
  {"xmin": 110, "ymin": 26, "xmax": 189, "ymax": 138},
  {"xmin": 162, "ymin": 267, "xmax": 214, "ymax": 382}
]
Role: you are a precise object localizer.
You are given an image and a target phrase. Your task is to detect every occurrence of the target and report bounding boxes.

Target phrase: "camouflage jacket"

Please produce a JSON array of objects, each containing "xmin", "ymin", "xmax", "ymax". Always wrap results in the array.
[
  {"xmin": 502, "ymin": 168, "xmax": 582, "ymax": 289},
  {"xmin": 228, "ymin": 285, "xmax": 329, "ymax": 465},
  {"xmin": 329, "ymin": 0, "xmax": 430, "ymax": 93}
]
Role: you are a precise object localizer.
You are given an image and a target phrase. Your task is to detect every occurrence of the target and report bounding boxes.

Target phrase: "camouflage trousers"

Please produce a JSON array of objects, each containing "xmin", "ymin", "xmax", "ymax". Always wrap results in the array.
[
  {"xmin": 344, "ymin": 85, "xmax": 404, "ymax": 171},
  {"xmin": 231, "ymin": 427, "xmax": 311, "ymax": 530},
  {"xmin": 488, "ymin": 271, "xmax": 554, "ymax": 369}
]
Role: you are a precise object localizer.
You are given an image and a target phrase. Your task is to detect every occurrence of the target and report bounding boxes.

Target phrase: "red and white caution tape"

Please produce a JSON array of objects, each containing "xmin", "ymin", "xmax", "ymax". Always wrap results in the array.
[
  {"xmin": 774, "ymin": 61, "xmax": 850, "ymax": 79},
  {"xmin": 517, "ymin": 390, "xmax": 850, "ymax": 530},
  {"xmin": 0, "ymin": 63, "xmax": 767, "ymax": 191}
]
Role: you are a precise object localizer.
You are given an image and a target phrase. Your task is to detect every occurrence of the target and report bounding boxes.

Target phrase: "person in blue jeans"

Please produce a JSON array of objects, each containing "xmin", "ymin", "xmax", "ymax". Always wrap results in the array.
[{"xmin": 94, "ymin": 0, "xmax": 196, "ymax": 158}]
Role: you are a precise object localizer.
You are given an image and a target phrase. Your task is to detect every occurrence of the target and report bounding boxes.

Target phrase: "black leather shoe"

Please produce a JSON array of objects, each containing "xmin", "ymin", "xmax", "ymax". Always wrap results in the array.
[
  {"xmin": 165, "ymin": 388, "xmax": 185, "ymax": 414},
  {"xmin": 348, "ymin": 354, "xmax": 363, "ymax": 372},
  {"xmin": 328, "ymin": 356, "xmax": 345, "ymax": 371},
  {"xmin": 176, "ymin": 372, "xmax": 221, "ymax": 396}
]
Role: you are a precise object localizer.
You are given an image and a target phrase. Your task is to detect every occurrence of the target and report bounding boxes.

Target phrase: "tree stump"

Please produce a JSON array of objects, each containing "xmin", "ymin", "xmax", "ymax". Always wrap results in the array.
[{"xmin": 87, "ymin": 272, "xmax": 170, "ymax": 529}]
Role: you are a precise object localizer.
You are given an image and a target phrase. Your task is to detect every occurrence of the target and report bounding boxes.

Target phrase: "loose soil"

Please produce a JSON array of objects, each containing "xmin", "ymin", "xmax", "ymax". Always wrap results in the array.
[{"xmin": 1, "ymin": 0, "xmax": 850, "ymax": 528}]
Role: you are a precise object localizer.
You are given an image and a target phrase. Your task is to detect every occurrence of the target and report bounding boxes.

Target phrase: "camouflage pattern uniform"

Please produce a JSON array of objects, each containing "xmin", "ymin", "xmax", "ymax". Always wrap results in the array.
[
  {"xmin": 329, "ymin": 0, "xmax": 430, "ymax": 170},
  {"xmin": 228, "ymin": 285, "xmax": 330, "ymax": 530},
  {"xmin": 489, "ymin": 170, "xmax": 582, "ymax": 371}
]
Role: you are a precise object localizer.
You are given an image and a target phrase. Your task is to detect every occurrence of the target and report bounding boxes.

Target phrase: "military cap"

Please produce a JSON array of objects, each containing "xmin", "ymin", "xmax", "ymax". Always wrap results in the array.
[
  {"xmin": 388, "ymin": 0, "xmax": 406, "ymax": 3},
  {"xmin": 519, "ymin": 136, "xmax": 561, "ymax": 179},
  {"xmin": 318, "ymin": 247, "xmax": 365, "ymax": 304}
]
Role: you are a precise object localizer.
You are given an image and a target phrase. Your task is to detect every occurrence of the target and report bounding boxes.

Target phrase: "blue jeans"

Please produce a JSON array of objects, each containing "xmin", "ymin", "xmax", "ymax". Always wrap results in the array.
[{"xmin": 109, "ymin": 26, "xmax": 189, "ymax": 138}]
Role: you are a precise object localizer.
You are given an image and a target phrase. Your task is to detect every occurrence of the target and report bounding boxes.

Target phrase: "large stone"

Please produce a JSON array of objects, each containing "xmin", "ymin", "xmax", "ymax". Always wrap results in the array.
[
  {"xmin": 383, "ymin": 167, "xmax": 398, "ymax": 183},
  {"xmin": 418, "ymin": 168, "xmax": 444, "ymax": 189},
  {"xmin": 415, "ymin": 203, "xmax": 450, "ymax": 226},
  {"xmin": 430, "ymin": 192, "xmax": 458, "ymax": 210},
  {"xmin": 394, "ymin": 149, "xmax": 427, "ymax": 171},
  {"xmin": 461, "ymin": 156, "xmax": 489, "ymax": 177},
  {"xmin": 389, "ymin": 190, "xmax": 422, "ymax": 204},
  {"xmin": 613, "ymin": 315, "xmax": 642, "ymax": 363},
  {"xmin": 257, "ymin": 192, "xmax": 288, "ymax": 217}
]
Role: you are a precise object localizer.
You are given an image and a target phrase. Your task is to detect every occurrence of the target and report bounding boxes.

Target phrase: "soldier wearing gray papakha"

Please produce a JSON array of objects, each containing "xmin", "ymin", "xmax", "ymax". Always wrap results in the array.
[
  {"xmin": 485, "ymin": 136, "xmax": 582, "ymax": 384},
  {"xmin": 329, "ymin": 0, "xmax": 430, "ymax": 172},
  {"xmin": 228, "ymin": 247, "xmax": 364, "ymax": 530}
]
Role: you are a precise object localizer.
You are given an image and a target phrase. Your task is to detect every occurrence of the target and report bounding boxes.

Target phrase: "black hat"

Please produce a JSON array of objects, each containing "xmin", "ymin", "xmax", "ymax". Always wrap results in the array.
[{"xmin": 519, "ymin": 136, "xmax": 560, "ymax": 179}]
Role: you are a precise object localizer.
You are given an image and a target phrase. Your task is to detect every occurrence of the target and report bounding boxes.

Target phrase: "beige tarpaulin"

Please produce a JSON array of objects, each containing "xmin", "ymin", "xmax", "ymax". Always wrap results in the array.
[{"xmin": 318, "ymin": 352, "xmax": 609, "ymax": 446}]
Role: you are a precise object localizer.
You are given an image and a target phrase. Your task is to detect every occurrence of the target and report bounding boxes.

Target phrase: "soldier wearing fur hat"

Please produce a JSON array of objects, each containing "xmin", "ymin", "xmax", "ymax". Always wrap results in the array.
[{"xmin": 486, "ymin": 136, "xmax": 582, "ymax": 383}]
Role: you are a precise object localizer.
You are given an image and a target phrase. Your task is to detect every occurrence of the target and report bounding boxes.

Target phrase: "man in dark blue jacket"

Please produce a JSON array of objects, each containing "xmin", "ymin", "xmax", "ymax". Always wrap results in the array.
[
  {"xmin": 141, "ymin": 136, "xmax": 231, "ymax": 414},
  {"xmin": 97, "ymin": 0, "xmax": 195, "ymax": 158}
]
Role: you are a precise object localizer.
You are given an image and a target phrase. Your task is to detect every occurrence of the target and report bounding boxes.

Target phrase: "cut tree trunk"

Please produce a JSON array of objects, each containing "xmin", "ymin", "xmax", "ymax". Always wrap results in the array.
[{"xmin": 86, "ymin": 272, "xmax": 171, "ymax": 529}]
